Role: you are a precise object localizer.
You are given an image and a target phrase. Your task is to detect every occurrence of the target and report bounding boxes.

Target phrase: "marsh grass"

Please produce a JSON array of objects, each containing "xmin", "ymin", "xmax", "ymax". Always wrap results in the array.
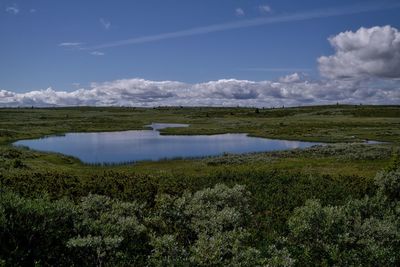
[{"xmin": 1, "ymin": 105, "xmax": 399, "ymax": 145}]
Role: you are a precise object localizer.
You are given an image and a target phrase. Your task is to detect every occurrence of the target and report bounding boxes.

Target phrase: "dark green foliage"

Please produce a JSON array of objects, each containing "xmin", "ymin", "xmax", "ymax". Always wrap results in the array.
[
  {"xmin": 386, "ymin": 148, "xmax": 400, "ymax": 172},
  {"xmin": 0, "ymin": 192, "xmax": 77, "ymax": 266},
  {"xmin": 286, "ymin": 170, "xmax": 400, "ymax": 266},
  {"xmin": 148, "ymin": 184, "xmax": 269, "ymax": 266},
  {"xmin": 1, "ymin": 170, "xmax": 399, "ymax": 266},
  {"xmin": 11, "ymin": 159, "xmax": 25, "ymax": 169},
  {"xmin": 0, "ymin": 168, "xmax": 374, "ymax": 238},
  {"xmin": 374, "ymin": 169, "xmax": 400, "ymax": 201},
  {"xmin": 0, "ymin": 185, "xmax": 273, "ymax": 266},
  {"xmin": 2, "ymin": 148, "xmax": 22, "ymax": 159},
  {"xmin": 67, "ymin": 194, "xmax": 150, "ymax": 266}
]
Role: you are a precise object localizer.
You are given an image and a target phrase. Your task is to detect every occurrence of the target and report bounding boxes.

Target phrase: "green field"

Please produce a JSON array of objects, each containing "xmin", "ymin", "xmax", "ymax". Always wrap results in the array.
[
  {"xmin": 1, "ymin": 105, "xmax": 400, "ymax": 266},
  {"xmin": 1, "ymin": 105, "xmax": 400, "ymax": 144}
]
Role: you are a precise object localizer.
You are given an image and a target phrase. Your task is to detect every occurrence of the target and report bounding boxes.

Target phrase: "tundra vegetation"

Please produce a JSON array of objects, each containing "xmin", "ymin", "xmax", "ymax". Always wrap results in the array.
[{"xmin": 0, "ymin": 105, "xmax": 399, "ymax": 266}]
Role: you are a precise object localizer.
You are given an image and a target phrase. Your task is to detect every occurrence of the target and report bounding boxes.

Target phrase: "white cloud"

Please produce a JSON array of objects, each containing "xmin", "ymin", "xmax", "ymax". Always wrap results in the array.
[
  {"xmin": 235, "ymin": 8, "xmax": 245, "ymax": 17},
  {"xmin": 6, "ymin": 5, "xmax": 19, "ymax": 15},
  {"xmin": 259, "ymin": 5, "xmax": 272, "ymax": 14},
  {"xmin": 1, "ymin": 76, "xmax": 398, "ymax": 107},
  {"xmin": 90, "ymin": 51, "xmax": 105, "ymax": 56},
  {"xmin": 100, "ymin": 18, "xmax": 111, "ymax": 30},
  {"xmin": 318, "ymin": 25, "xmax": 400, "ymax": 79},
  {"xmin": 30, "ymin": 9, "xmax": 36, "ymax": 13},
  {"xmin": 3, "ymin": 25, "xmax": 400, "ymax": 108},
  {"xmin": 279, "ymin": 73, "xmax": 303, "ymax": 83}
]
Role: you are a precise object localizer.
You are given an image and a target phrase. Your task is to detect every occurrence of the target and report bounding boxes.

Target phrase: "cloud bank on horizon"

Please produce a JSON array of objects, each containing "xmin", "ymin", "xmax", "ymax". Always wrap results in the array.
[{"xmin": 1, "ymin": 26, "xmax": 399, "ymax": 107}]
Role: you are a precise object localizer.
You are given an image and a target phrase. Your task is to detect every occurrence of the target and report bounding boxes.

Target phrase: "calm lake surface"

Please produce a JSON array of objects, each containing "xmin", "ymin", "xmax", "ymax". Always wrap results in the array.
[{"xmin": 14, "ymin": 123, "xmax": 321, "ymax": 164}]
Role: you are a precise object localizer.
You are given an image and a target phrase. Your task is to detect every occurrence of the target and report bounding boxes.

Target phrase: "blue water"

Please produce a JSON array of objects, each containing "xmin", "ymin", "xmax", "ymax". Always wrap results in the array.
[{"xmin": 13, "ymin": 123, "xmax": 321, "ymax": 164}]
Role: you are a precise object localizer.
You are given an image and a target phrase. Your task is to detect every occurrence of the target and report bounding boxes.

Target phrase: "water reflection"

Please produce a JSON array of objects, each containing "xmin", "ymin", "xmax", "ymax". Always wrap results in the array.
[{"xmin": 14, "ymin": 123, "xmax": 321, "ymax": 164}]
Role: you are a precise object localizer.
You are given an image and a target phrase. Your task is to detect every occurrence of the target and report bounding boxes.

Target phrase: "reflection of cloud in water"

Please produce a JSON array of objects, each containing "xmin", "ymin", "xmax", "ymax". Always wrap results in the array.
[
  {"xmin": 282, "ymin": 141, "xmax": 302, "ymax": 148},
  {"xmin": 148, "ymin": 123, "xmax": 189, "ymax": 130},
  {"xmin": 14, "ymin": 125, "xmax": 321, "ymax": 164}
]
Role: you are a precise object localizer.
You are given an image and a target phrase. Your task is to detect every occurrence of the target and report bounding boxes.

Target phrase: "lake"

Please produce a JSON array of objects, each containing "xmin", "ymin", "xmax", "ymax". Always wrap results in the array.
[{"xmin": 13, "ymin": 123, "xmax": 321, "ymax": 164}]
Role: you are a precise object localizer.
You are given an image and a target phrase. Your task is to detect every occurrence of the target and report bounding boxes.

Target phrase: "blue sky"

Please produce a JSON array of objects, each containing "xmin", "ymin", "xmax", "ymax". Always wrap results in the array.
[{"xmin": 0, "ymin": 0, "xmax": 400, "ymax": 107}]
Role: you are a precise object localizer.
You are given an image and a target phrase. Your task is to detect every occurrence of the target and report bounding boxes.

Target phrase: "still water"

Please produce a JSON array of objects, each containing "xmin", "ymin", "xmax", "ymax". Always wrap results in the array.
[{"xmin": 14, "ymin": 123, "xmax": 320, "ymax": 164}]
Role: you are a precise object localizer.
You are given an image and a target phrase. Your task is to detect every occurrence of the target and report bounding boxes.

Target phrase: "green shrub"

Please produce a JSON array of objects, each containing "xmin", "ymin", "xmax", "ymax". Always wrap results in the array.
[
  {"xmin": 148, "ymin": 184, "xmax": 268, "ymax": 266},
  {"xmin": 286, "ymin": 170, "xmax": 400, "ymax": 266},
  {"xmin": 0, "ymin": 184, "xmax": 270, "ymax": 266},
  {"xmin": 0, "ymin": 192, "xmax": 77, "ymax": 266}
]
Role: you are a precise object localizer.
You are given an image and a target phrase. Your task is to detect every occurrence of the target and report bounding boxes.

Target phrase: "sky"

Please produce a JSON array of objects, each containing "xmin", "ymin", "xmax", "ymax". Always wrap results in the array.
[{"xmin": 0, "ymin": 0, "xmax": 400, "ymax": 107}]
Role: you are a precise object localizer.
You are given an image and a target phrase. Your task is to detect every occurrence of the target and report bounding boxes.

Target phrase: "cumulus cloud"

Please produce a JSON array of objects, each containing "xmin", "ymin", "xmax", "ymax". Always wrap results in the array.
[
  {"xmin": 1, "ymin": 76, "xmax": 398, "ymax": 107},
  {"xmin": 193, "ymin": 79, "xmax": 260, "ymax": 100},
  {"xmin": 318, "ymin": 25, "xmax": 400, "ymax": 79},
  {"xmin": 279, "ymin": 73, "xmax": 303, "ymax": 83},
  {"xmin": 235, "ymin": 8, "xmax": 245, "ymax": 17}
]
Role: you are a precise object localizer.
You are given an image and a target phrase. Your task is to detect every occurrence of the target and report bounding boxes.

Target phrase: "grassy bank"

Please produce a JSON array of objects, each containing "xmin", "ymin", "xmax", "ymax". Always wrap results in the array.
[{"xmin": 1, "ymin": 105, "xmax": 399, "ymax": 144}]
